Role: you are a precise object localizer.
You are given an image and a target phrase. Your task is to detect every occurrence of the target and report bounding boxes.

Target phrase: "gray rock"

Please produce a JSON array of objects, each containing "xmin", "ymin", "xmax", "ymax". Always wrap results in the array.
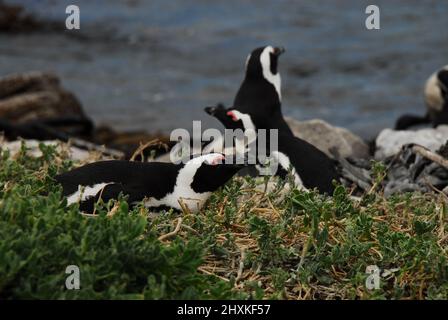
[
  {"xmin": 285, "ymin": 117, "xmax": 370, "ymax": 159},
  {"xmin": 374, "ymin": 125, "xmax": 448, "ymax": 160}
]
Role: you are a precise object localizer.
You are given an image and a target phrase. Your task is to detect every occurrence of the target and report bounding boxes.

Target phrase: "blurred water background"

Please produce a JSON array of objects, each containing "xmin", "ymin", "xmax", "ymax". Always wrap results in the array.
[{"xmin": 1, "ymin": 0, "xmax": 447, "ymax": 138}]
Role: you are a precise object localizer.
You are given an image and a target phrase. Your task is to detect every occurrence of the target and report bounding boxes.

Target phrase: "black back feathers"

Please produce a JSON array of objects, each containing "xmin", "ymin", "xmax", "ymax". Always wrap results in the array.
[
  {"xmin": 56, "ymin": 160, "xmax": 181, "ymax": 201},
  {"xmin": 233, "ymin": 46, "xmax": 293, "ymax": 135},
  {"xmin": 276, "ymin": 133, "xmax": 339, "ymax": 195},
  {"xmin": 56, "ymin": 155, "xmax": 246, "ymax": 213}
]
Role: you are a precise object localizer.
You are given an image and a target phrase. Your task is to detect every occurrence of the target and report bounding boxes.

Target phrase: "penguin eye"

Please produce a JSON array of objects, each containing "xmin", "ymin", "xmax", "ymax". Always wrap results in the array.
[
  {"xmin": 226, "ymin": 111, "xmax": 238, "ymax": 122},
  {"xmin": 207, "ymin": 155, "xmax": 225, "ymax": 166}
]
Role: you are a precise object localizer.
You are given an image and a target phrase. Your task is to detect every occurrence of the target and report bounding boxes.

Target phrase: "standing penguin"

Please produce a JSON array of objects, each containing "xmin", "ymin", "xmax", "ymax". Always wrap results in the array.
[
  {"xmin": 395, "ymin": 66, "xmax": 448, "ymax": 130},
  {"xmin": 205, "ymin": 108, "xmax": 339, "ymax": 194},
  {"xmin": 196, "ymin": 46, "xmax": 291, "ymax": 157},
  {"xmin": 233, "ymin": 45, "xmax": 293, "ymax": 135},
  {"xmin": 55, "ymin": 153, "xmax": 245, "ymax": 213}
]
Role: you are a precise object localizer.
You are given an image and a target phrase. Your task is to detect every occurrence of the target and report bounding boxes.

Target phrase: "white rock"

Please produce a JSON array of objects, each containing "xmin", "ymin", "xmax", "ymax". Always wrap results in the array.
[{"xmin": 375, "ymin": 125, "xmax": 448, "ymax": 160}]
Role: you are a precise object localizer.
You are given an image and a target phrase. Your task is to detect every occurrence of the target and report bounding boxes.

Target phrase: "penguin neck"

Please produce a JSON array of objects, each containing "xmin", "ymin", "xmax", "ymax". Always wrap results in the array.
[
  {"xmin": 263, "ymin": 71, "xmax": 281, "ymax": 101},
  {"xmin": 231, "ymin": 110, "xmax": 256, "ymax": 132},
  {"xmin": 245, "ymin": 73, "xmax": 281, "ymax": 102},
  {"xmin": 176, "ymin": 160, "xmax": 203, "ymax": 193}
]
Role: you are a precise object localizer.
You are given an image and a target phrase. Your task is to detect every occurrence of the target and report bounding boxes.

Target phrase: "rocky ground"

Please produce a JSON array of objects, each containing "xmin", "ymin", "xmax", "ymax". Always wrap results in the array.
[
  {"xmin": 2, "ymin": 69, "xmax": 448, "ymax": 197},
  {"xmin": 1, "ymin": 68, "xmax": 448, "ymax": 300},
  {"xmin": 1, "ymin": 138, "xmax": 447, "ymax": 299}
]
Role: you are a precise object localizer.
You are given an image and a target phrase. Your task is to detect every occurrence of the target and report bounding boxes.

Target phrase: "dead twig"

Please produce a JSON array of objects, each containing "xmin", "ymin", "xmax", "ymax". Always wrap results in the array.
[
  {"xmin": 235, "ymin": 247, "xmax": 246, "ymax": 284},
  {"xmin": 70, "ymin": 137, "xmax": 124, "ymax": 159},
  {"xmin": 412, "ymin": 145, "xmax": 448, "ymax": 169},
  {"xmin": 158, "ymin": 217, "xmax": 183, "ymax": 241},
  {"xmin": 130, "ymin": 139, "xmax": 164, "ymax": 162}
]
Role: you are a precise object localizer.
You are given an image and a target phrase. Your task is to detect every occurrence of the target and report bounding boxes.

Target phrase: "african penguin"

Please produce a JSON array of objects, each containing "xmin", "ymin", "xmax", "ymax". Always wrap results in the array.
[
  {"xmin": 205, "ymin": 107, "xmax": 339, "ymax": 194},
  {"xmin": 272, "ymin": 132, "xmax": 339, "ymax": 194},
  {"xmin": 233, "ymin": 45, "xmax": 293, "ymax": 135},
  {"xmin": 55, "ymin": 153, "xmax": 245, "ymax": 213},
  {"xmin": 395, "ymin": 66, "xmax": 448, "ymax": 130},
  {"xmin": 199, "ymin": 46, "xmax": 291, "ymax": 157}
]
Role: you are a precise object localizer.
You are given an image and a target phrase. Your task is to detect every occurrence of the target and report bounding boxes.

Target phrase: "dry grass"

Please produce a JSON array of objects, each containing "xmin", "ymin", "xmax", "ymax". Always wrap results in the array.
[{"xmin": 1, "ymin": 140, "xmax": 447, "ymax": 299}]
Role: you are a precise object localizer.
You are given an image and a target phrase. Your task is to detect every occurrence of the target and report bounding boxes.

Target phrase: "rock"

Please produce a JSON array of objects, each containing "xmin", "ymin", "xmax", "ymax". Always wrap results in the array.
[
  {"xmin": 0, "ymin": 71, "xmax": 59, "ymax": 98},
  {"xmin": 0, "ymin": 71, "xmax": 86, "ymax": 122},
  {"xmin": 0, "ymin": 3, "xmax": 55, "ymax": 33},
  {"xmin": 381, "ymin": 143, "xmax": 448, "ymax": 197},
  {"xmin": 0, "ymin": 71, "xmax": 170, "ymax": 160},
  {"xmin": 374, "ymin": 126, "xmax": 448, "ymax": 160},
  {"xmin": 285, "ymin": 117, "xmax": 370, "ymax": 159},
  {"xmin": 92, "ymin": 125, "xmax": 171, "ymax": 160}
]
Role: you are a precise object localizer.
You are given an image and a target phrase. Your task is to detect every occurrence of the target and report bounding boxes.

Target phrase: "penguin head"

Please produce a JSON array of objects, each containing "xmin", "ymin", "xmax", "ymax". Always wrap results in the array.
[
  {"xmin": 189, "ymin": 152, "xmax": 247, "ymax": 193},
  {"xmin": 245, "ymin": 45, "xmax": 285, "ymax": 99},
  {"xmin": 205, "ymin": 105, "xmax": 256, "ymax": 131},
  {"xmin": 204, "ymin": 104, "xmax": 243, "ymax": 130},
  {"xmin": 438, "ymin": 69, "xmax": 448, "ymax": 99},
  {"xmin": 246, "ymin": 45, "xmax": 285, "ymax": 78},
  {"xmin": 425, "ymin": 65, "xmax": 448, "ymax": 112},
  {"xmin": 225, "ymin": 110, "xmax": 256, "ymax": 132}
]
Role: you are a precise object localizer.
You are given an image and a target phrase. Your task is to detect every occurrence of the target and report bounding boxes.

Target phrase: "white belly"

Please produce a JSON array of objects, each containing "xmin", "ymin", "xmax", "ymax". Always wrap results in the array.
[{"xmin": 144, "ymin": 186, "xmax": 211, "ymax": 213}]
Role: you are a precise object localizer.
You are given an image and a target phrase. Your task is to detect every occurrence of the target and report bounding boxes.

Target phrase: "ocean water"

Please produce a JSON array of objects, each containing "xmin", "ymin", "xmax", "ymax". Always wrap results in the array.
[{"xmin": 1, "ymin": 0, "xmax": 447, "ymax": 139}]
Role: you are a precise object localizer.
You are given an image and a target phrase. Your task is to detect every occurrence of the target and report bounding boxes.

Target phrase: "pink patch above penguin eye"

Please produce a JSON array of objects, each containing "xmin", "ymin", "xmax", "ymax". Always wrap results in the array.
[
  {"xmin": 211, "ymin": 155, "xmax": 225, "ymax": 165},
  {"xmin": 226, "ymin": 111, "xmax": 238, "ymax": 122}
]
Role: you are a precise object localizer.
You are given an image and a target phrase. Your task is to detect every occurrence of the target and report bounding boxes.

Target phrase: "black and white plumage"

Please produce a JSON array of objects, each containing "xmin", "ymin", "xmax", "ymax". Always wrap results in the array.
[
  {"xmin": 199, "ymin": 46, "xmax": 292, "ymax": 157},
  {"xmin": 233, "ymin": 45, "xmax": 293, "ymax": 135},
  {"xmin": 272, "ymin": 133, "xmax": 340, "ymax": 194},
  {"xmin": 205, "ymin": 108, "xmax": 340, "ymax": 194},
  {"xmin": 395, "ymin": 66, "xmax": 448, "ymax": 130},
  {"xmin": 55, "ymin": 153, "xmax": 244, "ymax": 213}
]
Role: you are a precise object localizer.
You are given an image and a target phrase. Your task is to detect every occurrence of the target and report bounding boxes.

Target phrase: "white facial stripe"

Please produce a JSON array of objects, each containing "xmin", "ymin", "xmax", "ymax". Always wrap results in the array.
[
  {"xmin": 230, "ymin": 110, "xmax": 256, "ymax": 131},
  {"xmin": 145, "ymin": 153, "xmax": 223, "ymax": 212},
  {"xmin": 271, "ymin": 151, "xmax": 305, "ymax": 189},
  {"xmin": 66, "ymin": 182, "xmax": 111, "ymax": 205},
  {"xmin": 260, "ymin": 46, "xmax": 282, "ymax": 101},
  {"xmin": 229, "ymin": 110, "xmax": 257, "ymax": 146}
]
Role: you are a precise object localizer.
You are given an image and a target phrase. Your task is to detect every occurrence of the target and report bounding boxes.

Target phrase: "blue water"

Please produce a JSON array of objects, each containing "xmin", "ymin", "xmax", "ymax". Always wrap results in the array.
[{"xmin": 1, "ymin": 0, "xmax": 447, "ymax": 138}]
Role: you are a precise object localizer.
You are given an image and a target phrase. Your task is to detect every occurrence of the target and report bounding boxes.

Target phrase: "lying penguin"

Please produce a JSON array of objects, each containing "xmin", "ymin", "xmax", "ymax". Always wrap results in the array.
[
  {"xmin": 395, "ymin": 65, "xmax": 448, "ymax": 130},
  {"xmin": 55, "ymin": 153, "xmax": 246, "ymax": 213},
  {"xmin": 205, "ymin": 106, "xmax": 340, "ymax": 194}
]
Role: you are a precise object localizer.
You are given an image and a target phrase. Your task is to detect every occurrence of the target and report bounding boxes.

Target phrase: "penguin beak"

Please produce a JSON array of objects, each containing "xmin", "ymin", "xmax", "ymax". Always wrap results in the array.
[
  {"xmin": 204, "ymin": 106, "xmax": 217, "ymax": 115},
  {"xmin": 273, "ymin": 47, "xmax": 285, "ymax": 56},
  {"xmin": 204, "ymin": 104, "xmax": 226, "ymax": 116}
]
